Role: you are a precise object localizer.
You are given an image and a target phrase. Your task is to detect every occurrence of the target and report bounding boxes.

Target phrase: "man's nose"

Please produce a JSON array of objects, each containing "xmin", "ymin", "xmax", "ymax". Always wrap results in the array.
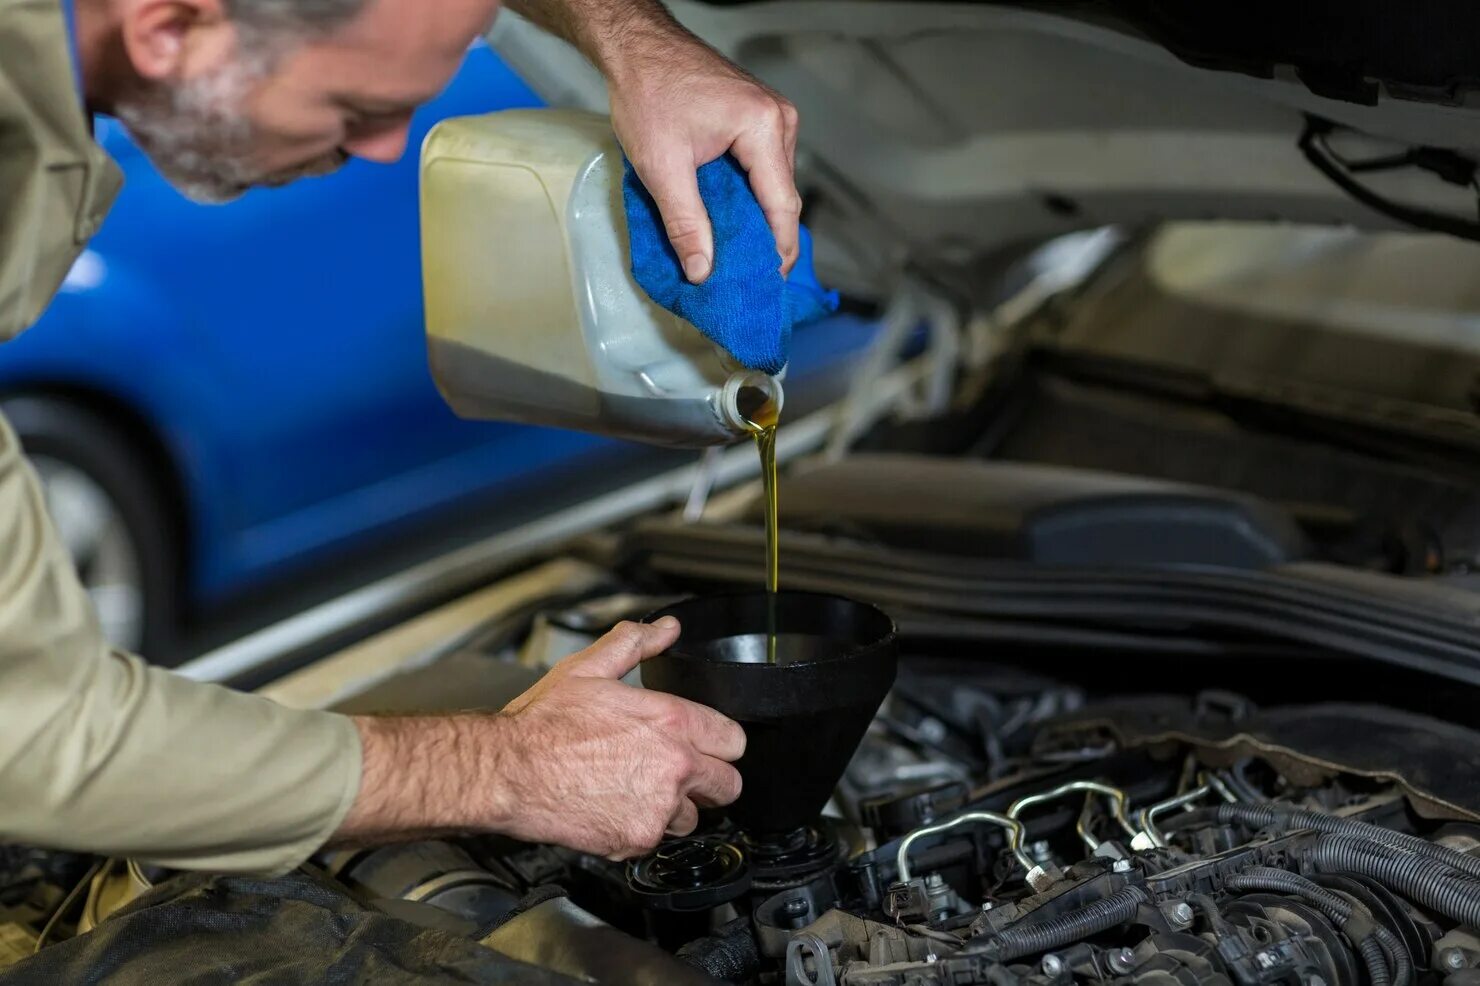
[{"xmin": 341, "ymin": 119, "xmax": 413, "ymax": 165}]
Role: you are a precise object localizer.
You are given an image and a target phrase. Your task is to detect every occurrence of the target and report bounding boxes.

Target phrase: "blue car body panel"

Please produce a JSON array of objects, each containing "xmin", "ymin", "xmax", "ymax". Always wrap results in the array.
[{"xmin": 0, "ymin": 43, "xmax": 876, "ymax": 605}]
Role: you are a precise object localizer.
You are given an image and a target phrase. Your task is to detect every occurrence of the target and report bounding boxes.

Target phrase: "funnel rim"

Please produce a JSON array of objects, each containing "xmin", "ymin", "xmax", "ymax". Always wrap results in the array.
[
  {"xmin": 642, "ymin": 590, "xmax": 899, "ymax": 835},
  {"xmin": 643, "ymin": 589, "xmax": 897, "ymax": 670}
]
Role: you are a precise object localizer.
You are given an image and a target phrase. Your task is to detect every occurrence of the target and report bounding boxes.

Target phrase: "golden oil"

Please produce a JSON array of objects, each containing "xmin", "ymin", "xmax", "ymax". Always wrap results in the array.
[{"xmin": 739, "ymin": 386, "xmax": 781, "ymax": 663}]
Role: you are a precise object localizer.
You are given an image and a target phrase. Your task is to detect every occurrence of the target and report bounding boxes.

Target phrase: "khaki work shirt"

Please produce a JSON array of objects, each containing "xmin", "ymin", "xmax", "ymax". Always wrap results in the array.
[{"xmin": 0, "ymin": 0, "xmax": 362, "ymax": 872}]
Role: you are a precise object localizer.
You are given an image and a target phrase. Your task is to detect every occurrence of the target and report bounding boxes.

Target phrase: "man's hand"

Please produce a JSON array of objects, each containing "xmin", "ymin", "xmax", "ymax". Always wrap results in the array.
[
  {"xmin": 336, "ymin": 618, "xmax": 746, "ymax": 860},
  {"xmin": 491, "ymin": 617, "xmax": 745, "ymax": 855},
  {"xmin": 607, "ymin": 29, "xmax": 801, "ymax": 286},
  {"xmin": 506, "ymin": 0, "xmax": 802, "ymax": 284}
]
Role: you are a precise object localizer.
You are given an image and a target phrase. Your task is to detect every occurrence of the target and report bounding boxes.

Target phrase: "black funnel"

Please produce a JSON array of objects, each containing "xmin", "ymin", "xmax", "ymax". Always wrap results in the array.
[{"xmin": 642, "ymin": 591, "xmax": 897, "ymax": 836}]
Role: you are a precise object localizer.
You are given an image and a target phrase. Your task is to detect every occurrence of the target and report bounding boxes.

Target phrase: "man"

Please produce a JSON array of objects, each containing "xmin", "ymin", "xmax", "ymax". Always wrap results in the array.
[{"xmin": 0, "ymin": 0, "xmax": 802, "ymax": 873}]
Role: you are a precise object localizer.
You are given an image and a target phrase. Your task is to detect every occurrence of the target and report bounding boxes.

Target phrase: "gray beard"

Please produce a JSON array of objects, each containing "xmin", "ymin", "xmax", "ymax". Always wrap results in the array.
[{"xmin": 114, "ymin": 52, "xmax": 348, "ymax": 204}]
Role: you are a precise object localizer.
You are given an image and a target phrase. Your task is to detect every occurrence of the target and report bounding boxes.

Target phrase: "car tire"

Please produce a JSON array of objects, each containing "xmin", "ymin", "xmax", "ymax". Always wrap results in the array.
[{"xmin": 0, "ymin": 396, "xmax": 182, "ymax": 663}]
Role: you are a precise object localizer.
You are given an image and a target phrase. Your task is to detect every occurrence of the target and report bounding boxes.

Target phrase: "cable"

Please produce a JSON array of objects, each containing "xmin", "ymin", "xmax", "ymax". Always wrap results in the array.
[
  {"xmin": 1185, "ymin": 893, "xmax": 1232, "ymax": 935},
  {"xmin": 965, "ymin": 885, "xmax": 1147, "ymax": 960},
  {"xmin": 1159, "ymin": 806, "xmax": 1219, "ymax": 834},
  {"xmin": 1225, "ymin": 761, "xmax": 1269, "ymax": 804},
  {"xmin": 1213, "ymin": 803, "xmax": 1480, "ymax": 881},
  {"xmin": 33, "ymin": 858, "xmax": 107, "ymax": 954},
  {"xmin": 1358, "ymin": 936, "xmax": 1393, "ymax": 986},
  {"xmin": 1303, "ymin": 836, "xmax": 1480, "ymax": 930},
  {"xmin": 1226, "ymin": 867, "xmax": 1410, "ymax": 986},
  {"xmin": 1299, "ymin": 116, "xmax": 1480, "ymax": 244}
]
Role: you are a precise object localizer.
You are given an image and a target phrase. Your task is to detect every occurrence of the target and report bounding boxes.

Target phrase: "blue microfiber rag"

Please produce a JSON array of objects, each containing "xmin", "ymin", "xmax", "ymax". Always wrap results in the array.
[{"xmin": 623, "ymin": 154, "xmax": 839, "ymax": 375}]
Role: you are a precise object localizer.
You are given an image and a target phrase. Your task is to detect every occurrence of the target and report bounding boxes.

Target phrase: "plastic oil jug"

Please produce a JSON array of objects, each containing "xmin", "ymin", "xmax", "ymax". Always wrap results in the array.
[{"xmin": 420, "ymin": 109, "xmax": 781, "ymax": 448}]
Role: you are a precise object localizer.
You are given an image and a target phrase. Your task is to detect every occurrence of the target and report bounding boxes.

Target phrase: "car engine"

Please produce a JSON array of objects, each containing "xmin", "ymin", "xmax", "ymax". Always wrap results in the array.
[
  {"xmin": 5, "ymin": 585, "xmax": 1480, "ymax": 985},
  {"xmin": 8, "ymin": 467, "xmax": 1480, "ymax": 984},
  {"xmin": 309, "ymin": 628, "xmax": 1480, "ymax": 986}
]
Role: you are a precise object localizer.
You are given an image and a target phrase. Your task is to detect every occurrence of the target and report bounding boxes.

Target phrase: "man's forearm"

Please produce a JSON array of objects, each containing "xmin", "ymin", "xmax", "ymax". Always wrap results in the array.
[
  {"xmin": 335, "ymin": 715, "xmax": 512, "ymax": 844},
  {"xmin": 333, "ymin": 620, "xmax": 744, "ymax": 861},
  {"xmin": 503, "ymin": 0, "xmax": 690, "ymax": 82}
]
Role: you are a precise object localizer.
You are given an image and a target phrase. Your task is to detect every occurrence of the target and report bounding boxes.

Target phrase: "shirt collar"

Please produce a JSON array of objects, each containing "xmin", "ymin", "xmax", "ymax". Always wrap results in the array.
[{"xmin": 60, "ymin": 0, "xmax": 85, "ymax": 105}]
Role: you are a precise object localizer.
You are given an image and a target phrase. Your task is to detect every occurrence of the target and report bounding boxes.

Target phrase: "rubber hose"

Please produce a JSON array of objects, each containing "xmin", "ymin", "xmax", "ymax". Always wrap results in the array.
[
  {"xmin": 1159, "ymin": 808, "xmax": 1220, "ymax": 834},
  {"xmin": 1219, "ymin": 870, "xmax": 1391, "ymax": 983},
  {"xmin": 966, "ymin": 886, "xmax": 1147, "ymax": 960},
  {"xmin": 1304, "ymin": 836, "xmax": 1480, "ymax": 929},
  {"xmin": 1186, "ymin": 893, "xmax": 1231, "ymax": 934},
  {"xmin": 1225, "ymin": 869, "xmax": 1408, "ymax": 986},
  {"xmin": 675, "ymin": 917, "xmax": 761, "ymax": 982},
  {"xmin": 1371, "ymin": 917, "xmax": 1412, "ymax": 986},
  {"xmin": 1368, "ymin": 919, "xmax": 1411, "ymax": 986},
  {"xmin": 1359, "ymin": 937, "xmax": 1393, "ymax": 986},
  {"xmin": 1216, "ymin": 804, "xmax": 1480, "ymax": 881}
]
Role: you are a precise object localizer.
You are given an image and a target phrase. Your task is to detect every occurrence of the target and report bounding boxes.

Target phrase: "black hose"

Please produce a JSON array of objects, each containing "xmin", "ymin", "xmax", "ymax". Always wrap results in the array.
[
  {"xmin": 1160, "ymin": 807, "xmax": 1220, "ymax": 834},
  {"xmin": 1228, "ymin": 761, "xmax": 1270, "ymax": 804},
  {"xmin": 675, "ymin": 916, "xmax": 761, "ymax": 982},
  {"xmin": 1358, "ymin": 937, "xmax": 1392, "ymax": 986},
  {"xmin": 1226, "ymin": 867, "xmax": 1410, "ymax": 986},
  {"xmin": 1215, "ymin": 804, "xmax": 1480, "ymax": 881},
  {"xmin": 1303, "ymin": 836, "xmax": 1480, "ymax": 929},
  {"xmin": 1185, "ymin": 893, "xmax": 1231, "ymax": 935},
  {"xmin": 965, "ymin": 886, "xmax": 1147, "ymax": 960},
  {"xmin": 1242, "ymin": 867, "xmax": 1409, "ymax": 974}
]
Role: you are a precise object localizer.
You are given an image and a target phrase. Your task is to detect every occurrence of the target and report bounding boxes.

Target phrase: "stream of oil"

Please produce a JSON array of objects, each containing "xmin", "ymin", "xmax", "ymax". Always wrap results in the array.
[{"xmin": 741, "ymin": 392, "xmax": 781, "ymax": 664}]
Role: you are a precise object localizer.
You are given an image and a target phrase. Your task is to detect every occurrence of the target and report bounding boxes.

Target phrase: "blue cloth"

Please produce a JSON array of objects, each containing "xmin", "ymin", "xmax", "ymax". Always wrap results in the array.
[{"xmin": 623, "ymin": 154, "xmax": 839, "ymax": 375}]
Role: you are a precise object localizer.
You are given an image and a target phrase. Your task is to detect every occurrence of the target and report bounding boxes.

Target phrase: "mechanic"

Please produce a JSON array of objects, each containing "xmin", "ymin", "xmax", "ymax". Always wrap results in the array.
[{"xmin": 0, "ymin": 0, "xmax": 802, "ymax": 872}]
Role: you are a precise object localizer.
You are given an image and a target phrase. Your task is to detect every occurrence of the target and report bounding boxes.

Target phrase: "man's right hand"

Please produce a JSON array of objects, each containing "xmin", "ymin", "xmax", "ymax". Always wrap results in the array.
[{"xmin": 336, "ymin": 617, "xmax": 746, "ymax": 860}]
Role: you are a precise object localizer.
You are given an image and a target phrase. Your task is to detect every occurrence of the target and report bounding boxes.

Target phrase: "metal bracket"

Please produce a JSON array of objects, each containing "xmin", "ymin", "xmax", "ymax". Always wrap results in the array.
[{"xmin": 786, "ymin": 932, "xmax": 837, "ymax": 986}]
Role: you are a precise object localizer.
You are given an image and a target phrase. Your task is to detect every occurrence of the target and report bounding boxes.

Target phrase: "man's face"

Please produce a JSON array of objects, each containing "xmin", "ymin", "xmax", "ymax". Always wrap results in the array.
[{"xmin": 115, "ymin": 0, "xmax": 499, "ymax": 203}]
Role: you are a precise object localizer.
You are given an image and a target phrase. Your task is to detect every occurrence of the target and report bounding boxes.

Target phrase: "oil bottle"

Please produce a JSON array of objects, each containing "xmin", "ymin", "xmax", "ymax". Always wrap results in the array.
[{"xmin": 420, "ymin": 109, "xmax": 781, "ymax": 448}]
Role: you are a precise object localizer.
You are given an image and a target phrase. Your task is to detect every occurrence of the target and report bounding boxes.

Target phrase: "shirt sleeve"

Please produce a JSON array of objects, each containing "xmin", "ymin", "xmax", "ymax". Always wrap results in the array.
[{"xmin": 0, "ymin": 409, "xmax": 362, "ymax": 874}]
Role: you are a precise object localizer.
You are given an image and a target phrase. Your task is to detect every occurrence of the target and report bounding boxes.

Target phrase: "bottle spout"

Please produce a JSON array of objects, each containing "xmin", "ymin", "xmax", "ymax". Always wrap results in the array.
[{"xmin": 720, "ymin": 371, "xmax": 784, "ymax": 436}]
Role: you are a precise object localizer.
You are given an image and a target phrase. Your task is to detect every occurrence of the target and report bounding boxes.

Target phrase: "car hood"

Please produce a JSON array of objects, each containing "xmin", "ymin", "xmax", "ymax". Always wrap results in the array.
[{"xmin": 489, "ymin": 1, "xmax": 1480, "ymax": 300}]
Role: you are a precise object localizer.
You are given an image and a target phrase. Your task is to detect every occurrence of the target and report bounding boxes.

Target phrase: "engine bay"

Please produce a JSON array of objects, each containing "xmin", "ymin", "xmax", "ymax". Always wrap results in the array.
[
  {"xmin": 7, "ymin": 455, "xmax": 1480, "ymax": 985},
  {"xmin": 311, "ymin": 637, "xmax": 1480, "ymax": 986}
]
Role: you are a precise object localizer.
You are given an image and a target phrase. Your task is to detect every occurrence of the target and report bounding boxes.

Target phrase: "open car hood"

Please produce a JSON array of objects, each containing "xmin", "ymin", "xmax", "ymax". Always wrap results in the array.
[{"xmin": 490, "ymin": 1, "xmax": 1480, "ymax": 300}]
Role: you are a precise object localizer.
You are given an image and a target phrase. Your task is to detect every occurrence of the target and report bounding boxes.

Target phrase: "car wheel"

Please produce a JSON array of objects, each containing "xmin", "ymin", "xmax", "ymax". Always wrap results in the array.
[{"xmin": 1, "ymin": 397, "xmax": 180, "ymax": 661}]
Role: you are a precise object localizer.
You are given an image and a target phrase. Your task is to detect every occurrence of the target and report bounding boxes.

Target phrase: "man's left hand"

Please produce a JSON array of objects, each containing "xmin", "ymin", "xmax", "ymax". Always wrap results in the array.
[
  {"xmin": 505, "ymin": 0, "xmax": 803, "ymax": 285},
  {"xmin": 603, "ymin": 16, "xmax": 801, "ymax": 285}
]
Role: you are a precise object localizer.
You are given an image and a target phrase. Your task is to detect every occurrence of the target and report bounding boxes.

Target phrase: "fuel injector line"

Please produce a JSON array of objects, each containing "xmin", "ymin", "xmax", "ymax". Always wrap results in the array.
[
  {"xmin": 1226, "ymin": 867, "xmax": 1410, "ymax": 986},
  {"xmin": 897, "ymin": 811, "xmax": 1031, "ymax": 882},
  {"xmin": 1138, "ymin": 785, "xmax": 1213, "ymax": 849},
  {"xmin": 1303, "ymin": 836, "xmax": 1480, "ymax": 930},
  {"xmin": 964, "ymin": 885, "xmax": 1148, "ymax": 960},
  {"xmin": 1214, "ymin": 804, "xmax": 1480, "ymax": 881}
]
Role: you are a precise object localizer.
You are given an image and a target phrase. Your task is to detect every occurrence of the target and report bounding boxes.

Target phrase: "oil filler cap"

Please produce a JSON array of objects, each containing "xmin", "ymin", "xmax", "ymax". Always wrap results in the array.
[{"xmin": 627, "ymin": 838, "xmax": 751, "ymax": 911}]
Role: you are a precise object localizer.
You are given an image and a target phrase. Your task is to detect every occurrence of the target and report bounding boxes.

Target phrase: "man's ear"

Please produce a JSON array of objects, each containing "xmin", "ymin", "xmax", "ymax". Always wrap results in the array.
[{"xmin": 119, "ymin": 0, "xmax": 230, "ymax": 81}]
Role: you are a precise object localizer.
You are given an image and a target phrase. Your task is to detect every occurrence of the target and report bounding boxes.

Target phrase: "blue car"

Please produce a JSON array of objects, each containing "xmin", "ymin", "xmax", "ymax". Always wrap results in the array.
[{"xmin": 0, "ymin": 42, "xmax": 875, "ymax": 662}]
